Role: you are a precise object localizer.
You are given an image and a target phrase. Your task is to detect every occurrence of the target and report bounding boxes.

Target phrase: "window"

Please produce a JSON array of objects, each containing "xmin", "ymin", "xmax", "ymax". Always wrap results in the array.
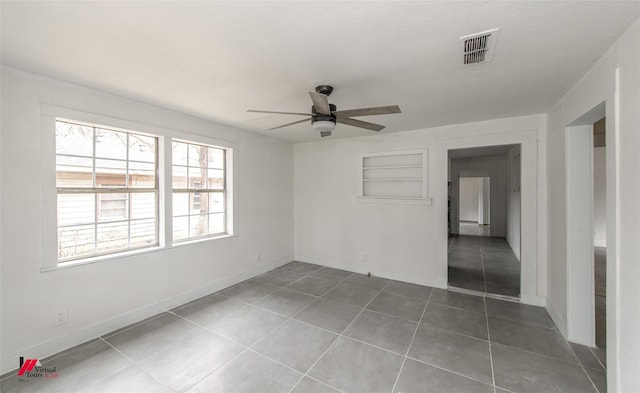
[
  {"xmin": 172, "ymin": 140, "xmax": 226, "ymax": 241},
  {"xmin": 55, "ymin": 121, "xmax": 158, "ymax": 261},
  {"xmin": 358, "ymin": 149, "xmax": 431, "ymax": 205}
]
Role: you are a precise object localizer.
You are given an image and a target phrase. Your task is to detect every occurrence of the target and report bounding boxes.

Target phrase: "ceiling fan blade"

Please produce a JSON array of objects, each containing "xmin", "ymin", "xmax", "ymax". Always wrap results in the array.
[
  {"xmin": 320, "ymin": 131, "xmax": 332, "ymax": 138},
  {"xmin": 336, "ymin": 117, "xmax": 385, "ymax": 132},
  {"xmin": 333, "ymin": 105, "xmax": 401, "ymax": 118},
  {"xmin": 247, "ymin": 110, "xmax": 310, "ymax": 116},
  {"xmin": 268, "ymin": 118, "xmax": 311, "ymax": 130},
  {"xmin": 309, "ymin": 92, "xmax": 331, "ymax": 115}
]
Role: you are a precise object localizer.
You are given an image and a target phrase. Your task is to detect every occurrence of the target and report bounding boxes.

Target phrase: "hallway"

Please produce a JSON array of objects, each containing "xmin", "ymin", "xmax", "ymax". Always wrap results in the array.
[{"xmin": 448, "ymin": 235, "xmax": 520, "ymax": 297}]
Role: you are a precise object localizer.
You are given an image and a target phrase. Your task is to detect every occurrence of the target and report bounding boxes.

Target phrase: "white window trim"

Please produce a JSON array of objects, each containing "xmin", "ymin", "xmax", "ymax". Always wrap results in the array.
[
  {"xmin": 356, "ymin": 149, "xmax": 432, "ymax": 205},
  {"xmin": 40, "ymin": 105, "xmax": 238, "ymax": 271}
]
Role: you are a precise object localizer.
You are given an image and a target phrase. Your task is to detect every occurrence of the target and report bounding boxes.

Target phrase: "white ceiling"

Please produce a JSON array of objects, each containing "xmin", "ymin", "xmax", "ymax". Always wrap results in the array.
[{"xmin": 2, "ymin": 2, "xmax": 639, "ymax": 143}]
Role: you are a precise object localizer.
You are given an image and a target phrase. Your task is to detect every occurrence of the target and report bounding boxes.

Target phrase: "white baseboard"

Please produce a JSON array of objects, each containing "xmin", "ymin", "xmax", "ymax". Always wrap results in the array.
[
  {"xmin": 520, "ymin": 294, "xmax": 546, "ymax": 307},
  {"xmin": 0, "ymin": 255, "xmax": 293, "ymax": 375},
  {"xmin": 295, "ymin": 255, "xmax": 445, "ymax": 289},
  {"xmin": 545, "ymin": 299, "xmax": 567, "ymax": 338}
]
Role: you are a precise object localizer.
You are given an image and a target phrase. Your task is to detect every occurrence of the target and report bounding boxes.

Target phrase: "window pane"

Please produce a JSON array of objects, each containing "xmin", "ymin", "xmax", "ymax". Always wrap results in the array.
[
  {"xmin": 208, "ymin": 147, "xmax": 224, "ymax": 169},
  {"xmin": 56, "ymin": 122, "xmax": 93, "ymax": 156},
  {"xmin": 98, "ymin": 193, "xmax": 128, "ymax": 222},
  {"xmin": 191, "ymin": 191, "xmax": 203, "ymax": 214},
  {"xmin": 208, "ymin": 213, "xmax": 225, "ymax": 234},
  {"xmin": 190, "ymin": 214, "xmax": 208, "ymax": 238},
  {"xmin": 172, "ymin": 166, "xmax": 187, "ymax": 188},
  {"xmin": 129, "ymin": 162, "xmax": 155, "ymax": 188},
  {"xmin": 95, "ymin": 129, "xmax": 127, "ymax": 160},
  {"xmin": 173, "ymin": 216, "xmax": 189, "ymax": 241},
  {"xmin": 207, "ymin": 169, "xmax": 224, "ymax": 189},
  {"xmin": 58, "ymin": 224, "xmax": 95, "ymax": 259},
  {"xmin": 56, "ymin": 156, "xmax": 93, "ymax": 187},
  {"xmin": 129, "ymin": 134, "xmax": 156, "ymax": 162},
  {"xmin": 130, "ymin": 219, "xmax": 156, "ymax": 248},
  {"xmin": 131, "ymin": 193, "xmax": 156, "ymax": 219},
  {"xmin": 188, "ymin": 144, "xmax": 206, "ymax": 167},
  {"xmin": 208, "ymin": 192, "xmax": 224, "ymax": 213},
  {"xmin": 58, "ymin": 194, "xmax": 95, "ymax": 226},
  {"xmin": 96, "ymin": 159, "xmax": 126, "ymax": 187},
  {"xmin": 188, "ymin": 166, "xmax": 204, "ymax": 189},
  {"xmin": 173, "ymin": 192, "xmax": 189, "ymax": 216},
  {"xmin": 97, "ymin": 222, "xmax": 129, "ymax": 253},
  {"xmin": 172, "ymin": 141, "xmax": 188, "ymax": 166}
]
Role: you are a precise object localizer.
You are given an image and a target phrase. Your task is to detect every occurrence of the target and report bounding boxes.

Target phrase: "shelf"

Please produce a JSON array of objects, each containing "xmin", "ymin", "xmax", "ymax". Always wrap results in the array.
[
  {"xmin": 355, "ymin": 196, "xmax": 432, "ymax": 206},
  {"xmin": 363, "ymin": 178, "xmax": 422, "ymax": 182},
  {"xmin": 363, "ymin": 165, "xmax": 422, "ymax": 170}
]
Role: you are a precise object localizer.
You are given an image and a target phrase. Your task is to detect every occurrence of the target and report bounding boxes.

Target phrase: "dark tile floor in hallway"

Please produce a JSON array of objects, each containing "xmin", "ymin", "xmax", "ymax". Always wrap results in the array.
[
  {"xmin": 448, "ymin": 235, "xmax": 521, "ymax": 297},
  {"xmin": 1, "ymin": 262, "xmax": 606, "ymax": 393}
]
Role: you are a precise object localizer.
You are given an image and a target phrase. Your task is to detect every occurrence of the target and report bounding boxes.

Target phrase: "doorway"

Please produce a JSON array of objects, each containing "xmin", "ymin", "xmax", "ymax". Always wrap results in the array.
[{"xmin": 447, "ymin": 144, "xmax": 521, "ymax": 298}]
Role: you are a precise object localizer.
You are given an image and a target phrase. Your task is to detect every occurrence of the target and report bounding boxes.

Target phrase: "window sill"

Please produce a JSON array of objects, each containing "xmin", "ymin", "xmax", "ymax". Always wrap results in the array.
[
  {"xmin": 41, "ymin": 234, "xmax": 236, "ymax": 272},
  {"xmin": 355, "ymin": 196, "xmax": 433, "ymax": 206}
]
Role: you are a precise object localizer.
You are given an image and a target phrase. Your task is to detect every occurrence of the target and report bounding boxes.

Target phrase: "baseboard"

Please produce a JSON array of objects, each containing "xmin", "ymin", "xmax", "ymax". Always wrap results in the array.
[
  {"xmin": 520, "ymin": 294, "xmax": 546, "ymax": 307},
  {"xmin": 0, "ymin": 255, "xmax": 293, "ymax": 375},
  {"xmin": 545, "ymin": 299, "xmax": 568, "ymax": 338},
  {"xmin": 295, "ymin": 255, "xmax": 445, "ymax": 289}
]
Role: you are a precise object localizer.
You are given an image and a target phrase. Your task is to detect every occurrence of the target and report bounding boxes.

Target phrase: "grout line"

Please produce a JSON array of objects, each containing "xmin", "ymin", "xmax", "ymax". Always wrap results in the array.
[
  {"xmin": 286, "ymin": 279, "xmax": 393, "ymax": 393},
  {"xmin": 567, "ymin": 344, "xmax": 603, "ymax": 393},
  {"xmin": 589, "ymin": 347, "xmax": 607, "ymax": 371},
  {"xmin": 390, "ymin": 287, "xmax": 433, "ymax": 393},
  {"xmin": 484, "ymin": 296, "xmax": 497, "ymax": 393},
  {"xmin": 480, "ymin": 246, "xmax": 488, "ymax": 293},
  {"xmin": 99, "ymin": 337, "xmax": 175, "ymax": 392}
]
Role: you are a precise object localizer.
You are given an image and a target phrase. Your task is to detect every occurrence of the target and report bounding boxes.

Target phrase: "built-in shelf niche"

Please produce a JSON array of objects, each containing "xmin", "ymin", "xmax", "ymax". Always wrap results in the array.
[{"xmin": 358, "ymin": 150, "xmax": 431, "ymax": 205}]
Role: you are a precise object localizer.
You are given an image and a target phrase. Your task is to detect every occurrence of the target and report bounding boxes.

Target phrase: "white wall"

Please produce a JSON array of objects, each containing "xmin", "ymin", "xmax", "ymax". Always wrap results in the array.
[
  {"xmin": 546, "ymin": 18, "xmax": 640, "ymax": 392},
  {"xmin": 593, "ymin": 147, "xmax": 607, "ymax": 247},
  {"xmin": 459, "ymin": 177, "xmax": 480, "ymax": 222},
  {"xmin": 294, "ymin": 114, "xmax": 546, "ymax": 306},
  {"xmin": 479, "ymin": 177, "xmax": 490, "ymax": 226},
  {"xmin": 451, "ymin": 157, "xmax": 507, "ymax": 237},
  {"xmin": 0, "ymin": 67, "xmax": 294, "ymax": 373},
  {"xmin": 506, "ymin": 145, "xmax": 521, "ymax": 260}
]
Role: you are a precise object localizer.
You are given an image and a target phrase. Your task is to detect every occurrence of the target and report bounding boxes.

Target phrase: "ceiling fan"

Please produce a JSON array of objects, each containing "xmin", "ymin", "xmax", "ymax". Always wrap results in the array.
[{"xmin": 247, "ymin": 85, "xmax": 401, "ymax": 137}]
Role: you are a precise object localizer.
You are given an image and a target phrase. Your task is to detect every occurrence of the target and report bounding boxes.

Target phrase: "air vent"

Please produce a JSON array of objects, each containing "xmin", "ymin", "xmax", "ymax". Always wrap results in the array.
[{"xmin": 460, "ymin": 28, "xmax": 499, "ymax": 65}]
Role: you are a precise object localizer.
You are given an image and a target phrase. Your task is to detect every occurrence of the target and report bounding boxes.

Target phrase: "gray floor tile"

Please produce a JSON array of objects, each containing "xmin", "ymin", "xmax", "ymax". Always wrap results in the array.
[
  {"xmin": 209, "ymin": 305, "xmax": 287, "ymax": 346},
  {"xmin": 187, "ymin": 350, "xmax": 301, "ymax": 393},
  {"xmin": 591, "ymin": 346, "xmax": 607, "ymax": 368},
  {"xmin": 255, "ymin": 288, "xmax": 317, "ymax": 317},
  {"xmin": 382, "ymin": 280, "xmax": 432, "ymax": 300},
  {"xmin": 0, "ymin": 339, "xmax": 130, "ymax": 393},
  {"xmin": 322, "ymin": 281, "xmax": 380, "ymax": 307},
  {"xmin": 253, "ymin": 269, "xmax": 306, "ymax": 287},
  {"xmin": 252, "ymin": 319, "xmax": 337, "ymax": 373},
  {"xmin": 489, "ymin": 317, "xmax": 577, "ymax": 363},
  {"xmin": 449, "ymin": 277, "xmax": 487, "ymax": 292},
  {"xmin": 309, "ymin": 267, "xmax": 353, "ymax": 281},
  {"xmin": 585, "ymin": 366, "xmax": 607, "ymax": 393},
  {"xmin": 290, "ymin": 377, "xmax": 341, "ymax": 393},
  {"xmin": 367, "ymin": 291, "xmax": 426, "ymax": 322},
  {"xmin": 485, "ymin": 297, "xmax": 555, "ymax": 329},
  {"xmin": 287, "ymin": 276, "xmax": 339, "ymax": 296},
  {"xmin": 429, "ymin": 288, "xmax": 486, "ymax": 313},
  {"xmin": 344, "ymin": 310, "xmax": 417, "ymax": 354},
  {"xmin": 293, "ymin": 297, "xmax": 362, "ymax": 333},
  {"xmin": 172, "ymin": 293, "xmax": 246, "ymax": 327},
  {"xmin": 570, "ymin": 342, "xmax": 605, "ymax": 371},
  {"xmin": 279, "ymin": 261, "xmax": 323, "ymax": 275},
  {"xmin": 344, "ymin": 273, "xmax": 389, "ymax": 290},
  {"xmin": 486, "ymin": 281, "xmax": 520, "ymax": 296},
  {"xmin": 492, "ymin": 344, "xmax": 596, "ymax": 393},
  {"xmin": 76, "ymin": 366, "xmax": 171, "ymax": 393},
  {"xmin": 220, "ymin": 280, "xmax": 280, "ymax": 303},
  {"xmin": 105, "ymin": 313, "xmax": 243, "ymax": 392},
  {"xmin": 310, "ymin": 337, "xmax": 404, "ymax": 393},
  {"xmin": 408, "ymin": 324, "xmax": 493, "ymax": 384},
  {"xmin": 393, "ymin": 358, "xmax": 494, "ymax": 393},
  {"xmin": 448, "ymin": 266, "xmax": 485, "ymax": 282},
  {"xmin": 422, "ymin": 303, "xmax": 488, "ymax": 340}
]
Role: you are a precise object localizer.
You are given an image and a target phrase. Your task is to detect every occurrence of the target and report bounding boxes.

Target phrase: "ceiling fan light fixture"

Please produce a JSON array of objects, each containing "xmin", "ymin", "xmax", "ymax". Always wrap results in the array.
[{"xmin": 312, "ymin": 120, "xmax": 336, "ymax": 132}]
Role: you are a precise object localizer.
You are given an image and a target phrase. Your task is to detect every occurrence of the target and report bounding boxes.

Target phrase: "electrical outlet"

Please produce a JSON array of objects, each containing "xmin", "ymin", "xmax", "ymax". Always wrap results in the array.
[
  {"xmin": 361, "ymin": 253, "xmax": 367, "ymax": 263},
  {"xmin": 54, "ymin": 308, "xmax": 68, "ymax": 326}
]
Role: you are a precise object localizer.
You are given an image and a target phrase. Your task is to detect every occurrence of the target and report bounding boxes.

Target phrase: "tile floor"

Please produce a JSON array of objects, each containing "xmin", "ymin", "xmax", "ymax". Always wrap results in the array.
[
  {"xmin": 1, "ymin": 261, "xmax": 606, "ymax": 393},
  {"xmin": 448, "ymin": 235, "xmax": 521, "ymax": 297},
  {"xmin": 458, "ymin": 222, "xmax": 491, "ymax": 237}
]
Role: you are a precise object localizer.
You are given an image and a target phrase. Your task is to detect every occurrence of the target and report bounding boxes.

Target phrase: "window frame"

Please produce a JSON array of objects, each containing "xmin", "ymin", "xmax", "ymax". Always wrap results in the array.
[{"xmin": 40, "ymin": 105, "xmax": 238, "ymax": 271}]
